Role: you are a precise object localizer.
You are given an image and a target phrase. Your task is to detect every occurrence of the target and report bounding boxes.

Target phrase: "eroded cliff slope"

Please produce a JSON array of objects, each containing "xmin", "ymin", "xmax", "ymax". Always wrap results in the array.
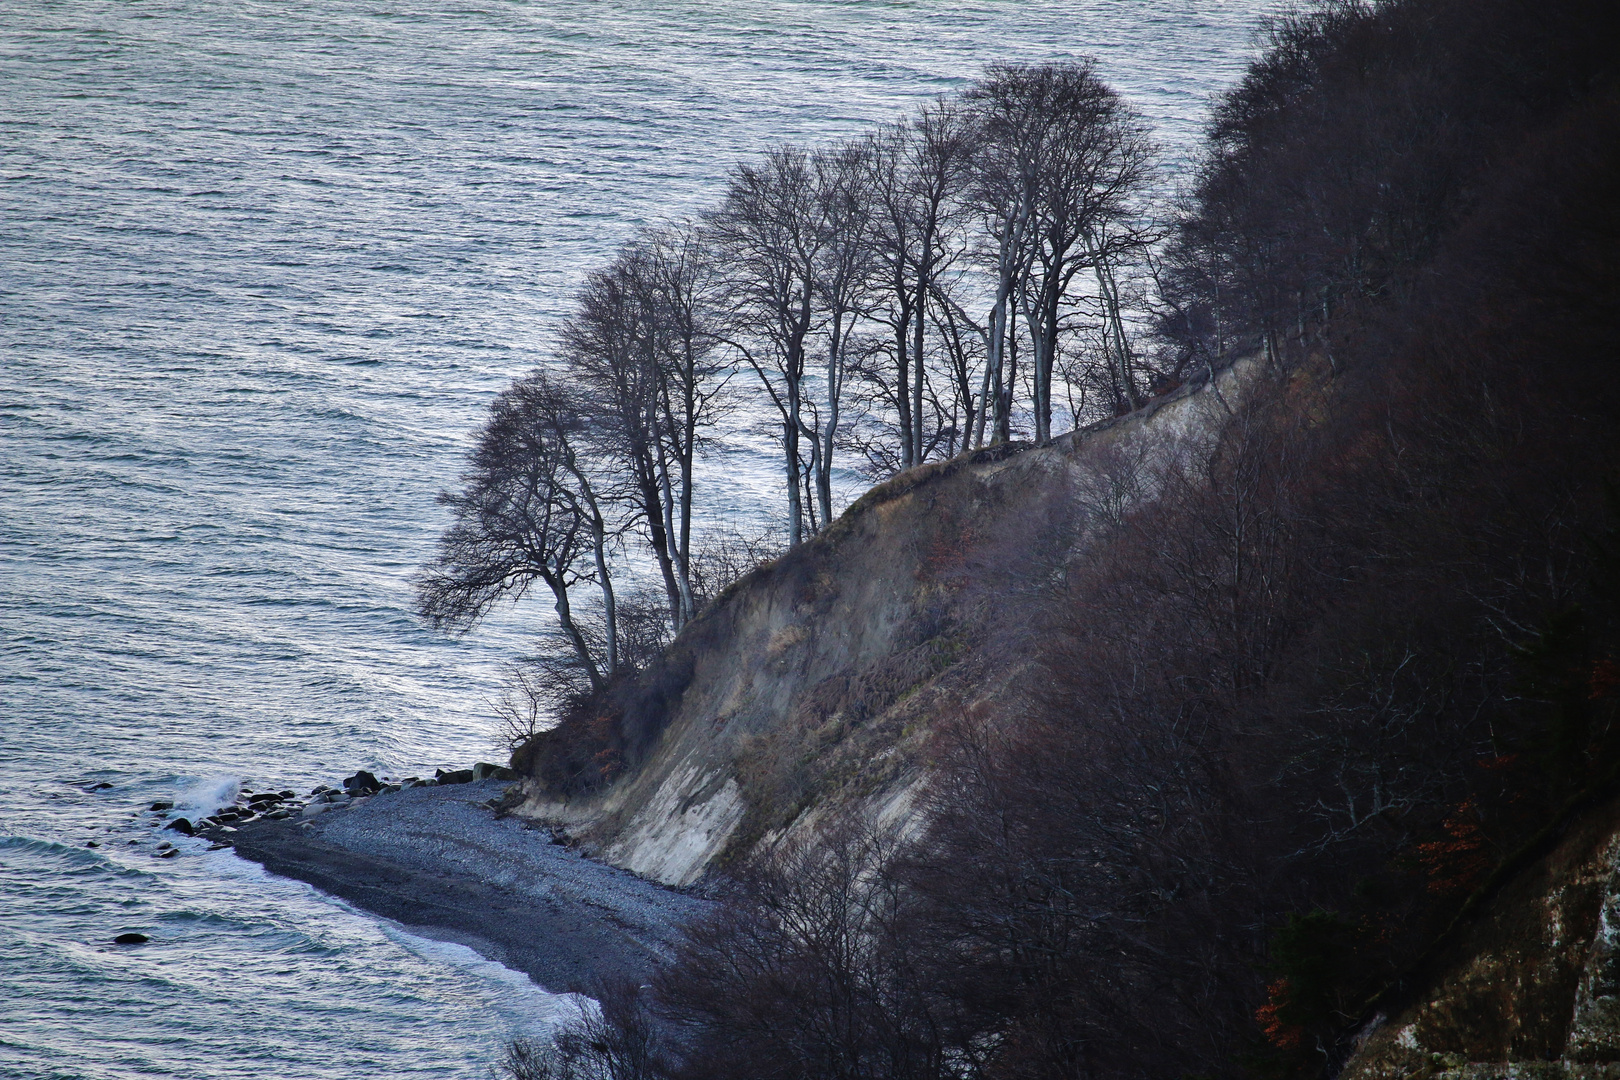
[{"xmin": 514, "ymin": 356, "xmax": 1262, "ymax": 886}]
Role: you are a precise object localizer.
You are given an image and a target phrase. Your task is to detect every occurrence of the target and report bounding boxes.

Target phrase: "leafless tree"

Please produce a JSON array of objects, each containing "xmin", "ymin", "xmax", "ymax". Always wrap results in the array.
[
  {"xmin": 806, "ymin": 142, "xmax": 878, "ymax": 527},
  {"xmin": 499, "ymin": 981, "xmax": 666, "ymax": 1080},
  {"xmin": 860, "ymin": 104, "xmax": 977, "ymax": 470},
  {"xmin": 707, "ymin": 146, "xmax": 825, "ymax": 547},
  {"xmin": 638, "ymin": 224, "xmax": 730, "ymax": 627},
  {"xmin": 560, "ymin": 225, "xmax": 727, "ymax": 632},
  {"xmin": 416, "ymin": 370, "xmax": 619, "ymax": 691},
  {"xmin": 657, "ymin": 819, "xmax": 950, "ymax": 1080},
  {"xmin": 967, "ymin": 62, "xmax": 1157, "ymax": 440}
]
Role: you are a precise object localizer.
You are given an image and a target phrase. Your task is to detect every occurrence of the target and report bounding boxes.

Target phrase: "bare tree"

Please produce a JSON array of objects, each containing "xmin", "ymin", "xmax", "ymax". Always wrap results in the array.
[
  {"xmin": 656, "ymin": 820, "xmax": 949, "ymax": 1080},
  {"xmin": 862, "ymin": 104, "xmax": 977, "ymax": 469},
  {"xmin": 416, "ymin": 371, "xmax": 619, "ymax": 692},
  {"xmin": 707, "ymin": 146, "xmax": 824, "ymax": 547},
  {"xmin": 499, "ymin": 981, "xmax": 666, "ymax": 1080},
  {"xmin": 967, "ymin": 62, "xmax": 1157, "ymax": 441},
  {"xmin": 964, "ymin": 74, "xmax": 1039, "ymax": 446},
  {"xmin": 562, "ymin": 228, "xmax": 726, "ymax": 632},
  {"xmin": 807, "ymin": 142, "xmax": 877, "ymax": 527},
  {"xmin": 639, "ymin": 224, "xmax": 730, "ymax": 627},
  {"xmin": 562, "ymin": 254, "xmax": 680, "ymax": 627}
]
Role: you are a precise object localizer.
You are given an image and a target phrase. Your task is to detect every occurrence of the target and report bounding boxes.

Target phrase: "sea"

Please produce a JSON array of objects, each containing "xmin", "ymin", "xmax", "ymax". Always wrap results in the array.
[{"xmin": 0, "ymin": 2, "xmax": 1276, "ymax": 1076}]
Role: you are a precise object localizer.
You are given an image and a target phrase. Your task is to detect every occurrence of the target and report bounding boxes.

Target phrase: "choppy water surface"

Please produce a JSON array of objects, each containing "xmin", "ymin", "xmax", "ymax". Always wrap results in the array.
[{"xmin": 1, "ymin": 2, "xmax": 1275, "ymax": 1075}]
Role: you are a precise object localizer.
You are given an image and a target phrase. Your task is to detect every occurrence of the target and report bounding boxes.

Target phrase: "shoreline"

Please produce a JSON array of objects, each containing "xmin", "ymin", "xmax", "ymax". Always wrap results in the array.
[{"xmin": 223, "ymin": 779, "xmax": 708, "ymax": 995}]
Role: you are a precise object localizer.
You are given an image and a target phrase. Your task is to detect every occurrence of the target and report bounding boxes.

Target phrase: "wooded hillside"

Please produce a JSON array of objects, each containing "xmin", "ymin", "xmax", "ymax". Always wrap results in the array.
[{"xmin": 485, "ymin": 0, "xmax": 1620, "ymax": 1076}]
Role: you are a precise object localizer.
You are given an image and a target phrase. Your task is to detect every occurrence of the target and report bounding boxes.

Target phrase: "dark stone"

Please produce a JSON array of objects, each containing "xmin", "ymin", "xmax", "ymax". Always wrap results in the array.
[
  {"xmin": 89, "ymin": 782, "xmax": 114, "ymax": 791},
  {"xmin": 344, "ymin": 770, "xmax": 381, "ymax": 796},
  {"xmin": 85, "ymin": 840, "xmax": 100, "ymax": 848},
  {"xmin": 435, "ymin": 769, "xmax": 475, "ymax": 785},
  {"xmin": 278, "ymin": 790, "xmax": 295, "ymax": 799},
  {"xmin": 473, "ymin": 763, "xmax": 518, "ymax": 781},
  {"xmin": 159, "ymin": 849, "xmax": 178, "ymax": 858},
  {"xmin": 149, "ymin": 800, "xmax": 173, "ymax": 812},
  {"xmin": 114, "ymin": 933, "xmax": 149, "ymax": 945},
  {"xmin": 166, "ymin": 818, "xmax": 195, "ymax": 836}
]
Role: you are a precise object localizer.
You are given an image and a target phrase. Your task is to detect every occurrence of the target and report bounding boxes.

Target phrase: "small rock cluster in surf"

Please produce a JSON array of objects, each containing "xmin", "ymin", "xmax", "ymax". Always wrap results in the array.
[{"xmin": 89, "ymin": 762, "xmax": 520, "ymax": 854}]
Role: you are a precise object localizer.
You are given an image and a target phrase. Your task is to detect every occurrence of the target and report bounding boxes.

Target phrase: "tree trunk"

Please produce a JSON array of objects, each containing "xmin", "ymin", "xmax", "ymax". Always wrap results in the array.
[
  {"xmin": 894, "ymin": 299, "xmax": 914, "ymax": 469},
  {"xmin": 911, "ymin": 264, "xmax": 929, "ymax": 466},
  {"xmin": 544, "ymin": 569, "xmax": 603, "ymax": 693}
]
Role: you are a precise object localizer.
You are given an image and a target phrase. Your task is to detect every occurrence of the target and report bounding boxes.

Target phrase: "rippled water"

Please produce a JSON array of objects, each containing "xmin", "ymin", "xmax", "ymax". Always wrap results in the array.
[{"xmin": 1, "ymin": 2, "xmax": 1275, "ymax": 1075}]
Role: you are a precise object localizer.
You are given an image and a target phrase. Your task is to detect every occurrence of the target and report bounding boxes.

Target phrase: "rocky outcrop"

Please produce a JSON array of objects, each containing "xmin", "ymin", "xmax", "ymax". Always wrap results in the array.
[
  {"xmin": 1342, "ymin": 797, "xmax": 1620, "ymax": 1080},
  {"xmin": 516, "ymin": 355, "xmax": 1266, "ymax": 886}
]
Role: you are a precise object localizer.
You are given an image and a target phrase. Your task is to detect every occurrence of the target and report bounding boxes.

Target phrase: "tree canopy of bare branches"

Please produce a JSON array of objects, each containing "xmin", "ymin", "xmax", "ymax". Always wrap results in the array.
[{"xmin": 419, "ymin": 59, "xmax": 1166, "ymax": 737}]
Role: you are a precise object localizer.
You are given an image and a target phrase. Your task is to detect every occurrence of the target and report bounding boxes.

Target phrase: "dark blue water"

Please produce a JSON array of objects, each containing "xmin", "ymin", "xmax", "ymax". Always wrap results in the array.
[{"xmin": 0, "ymin": 2, "xmax": 1275, "ymax": 1075}]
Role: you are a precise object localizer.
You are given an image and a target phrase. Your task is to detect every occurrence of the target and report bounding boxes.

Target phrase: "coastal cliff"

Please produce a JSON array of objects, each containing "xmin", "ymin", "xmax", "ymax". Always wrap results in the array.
[
  {"xmin": 513, "ymin": 356, "xmax": 1263, "ymax": 886},
  {"xmin": 446, "ymin": 1, "xmax": 1620, "ymax": 1075}
]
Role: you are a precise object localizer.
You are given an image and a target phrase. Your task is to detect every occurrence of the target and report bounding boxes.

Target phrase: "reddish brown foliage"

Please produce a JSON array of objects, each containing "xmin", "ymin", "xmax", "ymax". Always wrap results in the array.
[
  {"xmin": 1417, "ymin": 799, "xmax": 1493, "ymax": 896},
  {"xmin": 1258, "ymin": 980, "xmax": 1306, "ymax": 1051}
]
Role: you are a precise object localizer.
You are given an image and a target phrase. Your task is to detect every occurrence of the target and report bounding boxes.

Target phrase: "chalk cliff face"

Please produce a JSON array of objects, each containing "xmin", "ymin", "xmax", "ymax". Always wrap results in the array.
[
  {"xmin": 1341, "ymin": 796, "xmax": 1620, "ymax": 1080},
  {"xmin": 517, "ymin": 357, "xmax": 1261, "ymax": 887}
]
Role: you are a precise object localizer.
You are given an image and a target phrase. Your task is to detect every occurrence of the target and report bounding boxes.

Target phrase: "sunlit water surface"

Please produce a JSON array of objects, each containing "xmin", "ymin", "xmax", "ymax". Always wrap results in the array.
[{"xmin": 1, "ymin": 2, "xmax": 1275, "ymax": 1075}]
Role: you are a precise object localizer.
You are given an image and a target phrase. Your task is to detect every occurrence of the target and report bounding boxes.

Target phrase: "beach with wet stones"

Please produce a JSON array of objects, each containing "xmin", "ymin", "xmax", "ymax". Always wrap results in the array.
[{"xmin": 128, "ymin": 765, "xmax": 709, "ymax": 994}]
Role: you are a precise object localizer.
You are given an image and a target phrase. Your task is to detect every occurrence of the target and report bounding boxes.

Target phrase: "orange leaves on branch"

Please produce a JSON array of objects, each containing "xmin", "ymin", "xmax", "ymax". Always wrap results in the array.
[
  {"xmin": 1416, "ymin": 797, "xmax": 1492, "ymax": 896},
  {"xmin": 1256, "ymin": 978, "xmax": 1305, "ymax": 1051}
]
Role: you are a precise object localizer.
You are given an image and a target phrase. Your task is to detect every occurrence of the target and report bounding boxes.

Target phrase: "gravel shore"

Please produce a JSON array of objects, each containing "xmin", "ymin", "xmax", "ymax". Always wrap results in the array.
[{"xmin": 229, "ymin": 780, "xmax": 709, "ymax": 994}]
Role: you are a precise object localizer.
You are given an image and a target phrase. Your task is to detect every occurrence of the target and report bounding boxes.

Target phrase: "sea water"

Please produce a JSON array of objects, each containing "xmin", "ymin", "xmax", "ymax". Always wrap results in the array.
[{"xmin": 1, "ymin": 2, "xmax": 1275, "ymax": 1075}]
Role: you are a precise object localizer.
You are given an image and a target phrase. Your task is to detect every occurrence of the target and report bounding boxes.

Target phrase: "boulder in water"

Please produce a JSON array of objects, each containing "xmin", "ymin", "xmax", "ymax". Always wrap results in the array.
[
  {"xmin": 149, "ymin": 800, "xmax": 173, "ymax": 812},
  {"xmin": 165, "ymin": 818, "xmax": 195, "ymax": 836},
  {"xmin": 113, "ymin": 933, "xmax": 148, "ymax": 945},
  {"xmin": 344, "ymin": 770, "xmax": 380, "ymax": 796},
  {"xmin": 435, "ymin": 768, "xmax": 475, "ymax": 785}
]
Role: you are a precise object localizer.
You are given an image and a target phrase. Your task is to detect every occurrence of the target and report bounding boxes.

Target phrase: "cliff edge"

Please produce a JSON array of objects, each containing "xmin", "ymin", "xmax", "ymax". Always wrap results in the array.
[{"xmin": 513, "ymin": 355, "xmax": 1263, "ymax": 886}]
